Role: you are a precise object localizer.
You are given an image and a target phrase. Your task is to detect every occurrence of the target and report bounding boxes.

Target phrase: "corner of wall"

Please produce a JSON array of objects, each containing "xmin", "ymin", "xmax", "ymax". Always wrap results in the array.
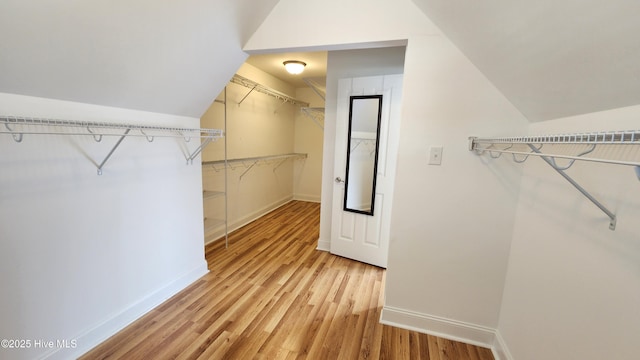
[
  {"xmin": 380, "ymin": 305, "xmax": 518, "ymax": 360},
  {"xmin": 316, "ymin": 238, "xmax": 331, "ymax": 252},
  {"xmin": 492, "ymin": 330, "xmax": 514, "ymax": 360}
]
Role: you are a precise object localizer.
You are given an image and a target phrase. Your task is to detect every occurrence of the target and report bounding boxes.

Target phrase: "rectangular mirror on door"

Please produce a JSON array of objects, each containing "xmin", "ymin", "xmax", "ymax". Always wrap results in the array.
[{"xmin": 344, "ymin": 95, "xmax": 383, "ymax": 216}]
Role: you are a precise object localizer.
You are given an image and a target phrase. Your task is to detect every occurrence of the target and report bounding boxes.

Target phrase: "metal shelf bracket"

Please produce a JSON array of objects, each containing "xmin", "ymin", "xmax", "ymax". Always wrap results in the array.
[
  {"xmin": 2, "ymin": 116, "xmax": 223, "ymax": 175},
  {"xmin": 187, "ymin": 136, "xmax": 216, "ymax": 165},
  {"xmin": 528, "ymin": 144, "xmax": 617, "ymax": 230},
  {"xmin": 97, "ymin": 128, "xmax": 131, "ymax": 175},
  {"xmin": 230, "ymin": 74, "xmax": 309, "ymax": 108},
  {"xmin": 237, "ymin": 85, "xmax": 258, "ymax": 106},
  {"xmin": 301, "ymin": 107, "xmax": 325, "ymax": 130},
  {"xmin": 469, "ymin": 130, "xmax": 640, "ymax": 231}
]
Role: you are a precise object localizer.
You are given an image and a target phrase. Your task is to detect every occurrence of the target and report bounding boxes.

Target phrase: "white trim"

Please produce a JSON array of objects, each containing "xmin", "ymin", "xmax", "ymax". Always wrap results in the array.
[
  {"xmin": 316, "ymin": 238, "xmax": 331, "ymax": 251},
  {"xmin": 493, "ymin": 330, "xmax": 514, "ymax": 360},
  {"xmin": 44, "ymin": 262, "xmax": 209, "ymax": 360},
  {"xmin": 380, "ymin": 306, "xmax": 497, "ymax": 349},
  {"xmin": 293, "ymin": 193, "xmax": 321, "ymax": 203}
]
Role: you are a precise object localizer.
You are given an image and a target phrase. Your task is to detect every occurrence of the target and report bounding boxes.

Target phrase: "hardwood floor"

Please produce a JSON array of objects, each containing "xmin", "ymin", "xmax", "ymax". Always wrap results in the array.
[{"xmin": 81, "ymin": 201, "xmax": 494, "ymax": 360}]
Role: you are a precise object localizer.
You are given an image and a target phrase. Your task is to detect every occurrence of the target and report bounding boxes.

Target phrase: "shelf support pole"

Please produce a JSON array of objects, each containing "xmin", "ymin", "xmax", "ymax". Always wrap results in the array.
[
  {"xmin": 97, "ymin": 128, "xmax": 131, "ymax": 175},
  {"xmin": 528, "ymin": 144, "xmax": 617, "ymax": 230}
]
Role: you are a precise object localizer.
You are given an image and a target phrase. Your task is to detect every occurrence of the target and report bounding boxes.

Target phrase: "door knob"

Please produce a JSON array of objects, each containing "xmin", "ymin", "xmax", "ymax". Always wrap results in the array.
[{"xmin": 335, "ymin": 177, "xmax": 344, "ymax": 183}]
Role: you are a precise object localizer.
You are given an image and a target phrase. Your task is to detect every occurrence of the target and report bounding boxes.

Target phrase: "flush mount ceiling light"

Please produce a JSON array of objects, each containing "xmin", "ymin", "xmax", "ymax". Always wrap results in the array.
[{"xmin": 283, "ymin": 60, "xmax": 306, "ymax": 75}]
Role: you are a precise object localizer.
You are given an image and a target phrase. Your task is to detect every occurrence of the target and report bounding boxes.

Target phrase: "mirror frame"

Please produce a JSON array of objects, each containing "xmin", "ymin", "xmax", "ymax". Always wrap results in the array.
[{"xmin": 343, "ymin": 94, "xmax": 383, "ymax": 216}]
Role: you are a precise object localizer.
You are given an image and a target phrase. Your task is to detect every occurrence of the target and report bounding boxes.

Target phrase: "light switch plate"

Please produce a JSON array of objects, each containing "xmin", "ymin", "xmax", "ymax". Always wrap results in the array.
[{"xmin": 428, "ymin": 146, "xmax": 443, "ymax": 165}]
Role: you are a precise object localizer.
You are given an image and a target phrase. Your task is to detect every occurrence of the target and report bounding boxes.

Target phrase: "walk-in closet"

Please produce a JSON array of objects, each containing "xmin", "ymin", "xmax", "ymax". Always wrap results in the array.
[{"xmin": 199, "ymin": 57, "xmax": 326, "ymax": 245}]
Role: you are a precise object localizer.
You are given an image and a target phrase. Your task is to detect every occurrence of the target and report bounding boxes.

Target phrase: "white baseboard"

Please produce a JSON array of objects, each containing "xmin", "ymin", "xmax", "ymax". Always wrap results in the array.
[
  {"xmin": 492, "ymin": 330, "xmax": 513, "ymax": 360},
  {"xmin": 293, "ymin": 193, "xmax": 321, "ymax": 203},
  {"xmin": 205, "ymin": 196, "xmax": 293, "ymax": 244},
  {"xmin": 45, "ymin": 262, "xmax": 209, "ymax": 360},
  {"xmin": 316, "ymin": 237, "xmax": 331, "ymax": 251},
  {"xmin": 380, "ymin": 306, "xmax": 497, "ymax": 350}
]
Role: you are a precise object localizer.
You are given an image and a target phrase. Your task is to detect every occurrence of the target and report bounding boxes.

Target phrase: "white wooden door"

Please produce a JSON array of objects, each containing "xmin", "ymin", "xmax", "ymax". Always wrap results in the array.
[{"xmin": 330, "ymin": 75, "xmax": 403, "ymax": 268}]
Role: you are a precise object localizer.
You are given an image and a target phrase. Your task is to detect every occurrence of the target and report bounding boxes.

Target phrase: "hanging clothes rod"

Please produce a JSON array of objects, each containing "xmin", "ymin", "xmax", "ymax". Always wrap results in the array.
[
  {"xmin": 469, "ymin": 146, "xmax": 640, "ymax": 168},
  {"xmin": 202, "ymin": 153, "xmax": 308, "ymax": 180},
  {"xmin": 202, "ymin": 153, "xmax": 307, "ymax": 167},
  {"xmin": 230, "ymin": 74, "xmax": 310, "ymax": 107},
  {"xmin": 469, "ymin": 130, "xmax": 640, "ymax": 231},
  {"xmin": 2, "ymin": 115, "xmax": 224, "ymax": 174}
]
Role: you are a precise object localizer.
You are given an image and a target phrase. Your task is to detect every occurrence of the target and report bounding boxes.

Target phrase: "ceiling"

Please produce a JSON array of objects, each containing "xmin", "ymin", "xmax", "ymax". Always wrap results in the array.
[
  {"xmin": 1, "ymin": 0, "xmax": 639, "ymax": 122},
  {"xmin": 245, "ymin": 51, "xmax": 328, "ymax": 88},
  {"xmin": 0, "ymin": 0, "xmax": 280, "ymax": 118},
  {"xmin": 410, "ymin": 0, "xmax": 640, "ymax": 121}
]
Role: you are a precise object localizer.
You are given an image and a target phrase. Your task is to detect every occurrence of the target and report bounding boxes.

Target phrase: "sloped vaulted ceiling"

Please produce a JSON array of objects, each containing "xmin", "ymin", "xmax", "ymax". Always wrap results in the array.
[
  {"xmin": 0, "ymin": 0, "xmax": 280, "ymax": 118},
  {"xmin": 411, "ymin": 0, "xmax": 640, "ymax": 121},
  {"xmin": 4, "ymin": 1, "xmax": 638, "ymax": 122}
]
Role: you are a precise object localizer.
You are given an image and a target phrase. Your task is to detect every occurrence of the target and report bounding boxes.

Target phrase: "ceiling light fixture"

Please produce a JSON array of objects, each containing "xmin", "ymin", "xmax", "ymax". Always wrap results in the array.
[{"xmin": 283, "ymin": 60, "xmax": 306, "ymax": 75}]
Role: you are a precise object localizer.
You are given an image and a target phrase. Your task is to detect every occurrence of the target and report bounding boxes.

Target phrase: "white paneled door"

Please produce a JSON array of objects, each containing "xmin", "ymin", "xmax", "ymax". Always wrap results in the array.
[{"xmin": 331, "ymin": 75, "xmax": 403, "ymax": 268}]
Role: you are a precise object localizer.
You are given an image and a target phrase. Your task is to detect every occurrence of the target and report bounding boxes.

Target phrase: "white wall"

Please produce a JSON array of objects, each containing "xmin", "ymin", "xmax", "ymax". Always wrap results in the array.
[
  {"xmin": 293, "ymin": 87, "xmax": 325, "ymax": 203},
  {"xmin": 200, "ymin": 63, "xmax": 298, "ymax": 242},
  {"xmin": 495, "ymin": 106, "xmax": 640, "ymax": 360},
  {"xmin": 245, "ymin": 0, "xmax": 529, "ymax": 348},
  {"xmin": 244, "ymin": 0, "xmax": 435, "ymax": 52},
  {"xmin": 0, "ymin": 93, "xmax": 209, "ymax": 359},
  {"xmin": 382, "ymin": 33, "xmax": 528, "ymax": 345}
]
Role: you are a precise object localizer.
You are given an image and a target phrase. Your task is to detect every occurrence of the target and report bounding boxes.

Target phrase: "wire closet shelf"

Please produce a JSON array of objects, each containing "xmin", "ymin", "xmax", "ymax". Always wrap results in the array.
[
  {"xmin": 469, "ymin": 129, "xmax": 640, "ymax": 231},
  {"xmin": 470, "ymin": 130, "xmax": 640, "ymax": 167},
  {"xmin": 202, "ymin": 153, "xmax": 308, "ymax": 180},
  {"xmin": 1, "ymin": 115, "xmax": 224, "ymax": 175},
  {"xmin": 230, "ymin": 74, "xmax": 310, "ymax": 107},
  {"xmin": 1, "ymin": 116, "xmax": 223, "ymax": 139}
]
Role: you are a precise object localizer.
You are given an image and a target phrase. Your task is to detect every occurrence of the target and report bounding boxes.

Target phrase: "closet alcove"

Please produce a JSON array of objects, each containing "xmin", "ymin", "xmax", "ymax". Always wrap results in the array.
[{"xmin": 200, "ymin": 60, "xmax": 326, "ymax": 246}]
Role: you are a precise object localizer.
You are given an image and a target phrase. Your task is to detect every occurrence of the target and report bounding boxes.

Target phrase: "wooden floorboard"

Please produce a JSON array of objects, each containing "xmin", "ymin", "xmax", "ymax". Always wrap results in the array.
[{"xmin": 81, "ymin": 201, "xmax": 494, "ymax": 360}]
